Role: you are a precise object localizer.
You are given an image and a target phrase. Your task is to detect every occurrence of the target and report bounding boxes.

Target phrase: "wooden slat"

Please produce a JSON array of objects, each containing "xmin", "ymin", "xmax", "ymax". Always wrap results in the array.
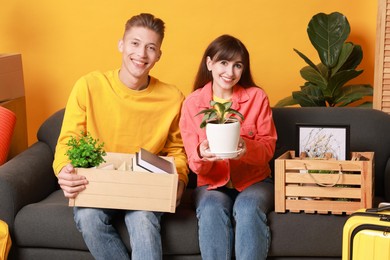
[
  {"xmin": 285, "ymin": 200, "xmax": 362, "ymax": 215},
  {"xmin": 286, "ymin": 185, "xmax": 361, "ymax": 199}
]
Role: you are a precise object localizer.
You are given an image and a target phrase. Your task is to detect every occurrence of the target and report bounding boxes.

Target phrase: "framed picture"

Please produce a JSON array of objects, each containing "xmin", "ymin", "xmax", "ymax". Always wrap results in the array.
[{"xmin": 295, "ymin": 124, "xmax": 350, "ymax": 160}]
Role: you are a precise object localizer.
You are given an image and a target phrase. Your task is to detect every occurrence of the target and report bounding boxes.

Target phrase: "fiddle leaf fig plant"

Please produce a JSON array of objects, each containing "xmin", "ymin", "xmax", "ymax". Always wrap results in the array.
[
  {"xmin": 65, "ymin": 131, "xmax": 106, "ymax": 168},
  {"xmin": 195, "ymin": 101, "xmax": 244, "ymax": 128},
  {"xmin": 275, "ymin": 12, "xmax": 373, "ymax": 107}
]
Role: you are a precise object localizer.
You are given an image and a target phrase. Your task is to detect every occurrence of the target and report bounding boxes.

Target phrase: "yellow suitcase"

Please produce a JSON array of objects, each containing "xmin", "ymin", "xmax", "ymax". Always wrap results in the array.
[
  {"xmin": 0, "ymin": 220, "xmax": 11, "ymax": 260},
  {"xmin": 342, "ymin": 205, "xmax": 390, "ymax": 260}
]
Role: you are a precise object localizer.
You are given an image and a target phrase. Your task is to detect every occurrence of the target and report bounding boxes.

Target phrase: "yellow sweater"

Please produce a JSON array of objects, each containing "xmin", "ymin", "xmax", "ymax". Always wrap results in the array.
[{"xmin": 53, "ymin": 69, "xmax": 189, "ymax": 184}]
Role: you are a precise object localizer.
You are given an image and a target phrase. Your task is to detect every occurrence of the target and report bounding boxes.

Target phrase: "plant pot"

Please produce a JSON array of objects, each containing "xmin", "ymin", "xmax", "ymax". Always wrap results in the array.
[{"xmin": 206, "ymin": 120, "xmax": 240, "ymax": 157}]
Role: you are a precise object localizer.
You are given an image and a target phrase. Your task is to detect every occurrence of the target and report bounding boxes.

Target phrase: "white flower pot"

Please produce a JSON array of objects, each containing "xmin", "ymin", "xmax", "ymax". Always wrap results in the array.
[{"xmin": 206, "ymin": 120, "xmax": 240, "ymax": 154}]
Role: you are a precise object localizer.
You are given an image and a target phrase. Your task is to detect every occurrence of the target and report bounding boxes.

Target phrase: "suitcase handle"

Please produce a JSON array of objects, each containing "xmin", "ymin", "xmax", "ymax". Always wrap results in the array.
[{"xmin": 366, "ymin": 205, "xmax": 390, "ymax": 213}]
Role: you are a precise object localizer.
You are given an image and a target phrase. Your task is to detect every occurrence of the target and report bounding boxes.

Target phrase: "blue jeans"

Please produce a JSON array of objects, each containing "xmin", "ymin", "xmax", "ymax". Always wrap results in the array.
[
  {"xmin": 73, "ymin": 208, "xmax": 163, "ymax": 260},
  {"xmin": 193, "ymin": 178, "xmax": 274, "ymax": 260}
]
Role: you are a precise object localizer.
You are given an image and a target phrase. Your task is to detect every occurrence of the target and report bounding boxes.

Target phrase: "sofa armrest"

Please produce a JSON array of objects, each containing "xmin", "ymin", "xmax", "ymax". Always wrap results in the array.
[
  {"xmin": 385, "ymin": 157, "xmax": 390, "ymax": 202},
  {"xmin": 0, "ymin": 142, "xmax": 58, "ymax": 229}
]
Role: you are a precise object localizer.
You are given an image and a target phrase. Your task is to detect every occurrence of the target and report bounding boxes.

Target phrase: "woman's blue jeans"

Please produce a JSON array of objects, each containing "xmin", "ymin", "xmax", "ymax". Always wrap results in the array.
[
  {"xmin": 73, "ymin": 208, "xmax": 163, "ymax": 260},
  {"xmin": 193, "ymin": 178, "xmax": 274, "ymax": 260}
]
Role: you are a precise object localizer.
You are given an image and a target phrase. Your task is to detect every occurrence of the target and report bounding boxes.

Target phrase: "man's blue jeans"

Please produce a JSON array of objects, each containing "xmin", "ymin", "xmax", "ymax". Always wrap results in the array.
[
  {"xmin": 74, "ymin": 208, "xmax": 163, "ymax": 260},
  {"xmin": 193, "ymin": 178, "xmax": 274, "ymax": 260}
]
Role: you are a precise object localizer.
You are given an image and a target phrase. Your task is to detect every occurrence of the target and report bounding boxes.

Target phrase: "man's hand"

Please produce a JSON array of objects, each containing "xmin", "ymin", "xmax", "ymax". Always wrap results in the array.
[
  {"xmin": 57, "ymin": 164, "xmax": 88, "ymax": 198},
  {"xmin": 176, "ymin": 180, "xmax": 186, "ymax": 207}
]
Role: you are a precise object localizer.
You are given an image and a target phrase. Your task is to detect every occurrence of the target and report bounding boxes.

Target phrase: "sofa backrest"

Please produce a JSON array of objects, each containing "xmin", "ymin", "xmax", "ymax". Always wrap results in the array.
[
  {"xmin": 272, "ymin": 107, "xmax": 390, "ymax": 201},
  {"xmin": 37, "ymin": 108, "xmax": 65, "ymax": 155}
]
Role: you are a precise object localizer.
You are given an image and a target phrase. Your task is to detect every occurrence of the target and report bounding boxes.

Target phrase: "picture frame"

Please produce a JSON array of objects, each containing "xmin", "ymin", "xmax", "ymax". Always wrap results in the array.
[{"xmin": 295, "ymin": 124, "xmax": 350, "ymax": 160}]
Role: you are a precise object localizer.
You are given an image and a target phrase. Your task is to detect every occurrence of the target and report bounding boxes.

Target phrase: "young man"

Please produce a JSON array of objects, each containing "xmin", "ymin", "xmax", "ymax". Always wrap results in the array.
[{"xmin": 53, "ymin": 13, "xmax": 188, "ymax": 260}]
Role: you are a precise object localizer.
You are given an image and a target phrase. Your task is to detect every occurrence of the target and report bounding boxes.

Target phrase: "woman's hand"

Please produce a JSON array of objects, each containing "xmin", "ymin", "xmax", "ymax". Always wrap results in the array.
[
  {"xmin": 233, "ymin": 137, "xmax": 247, "ymax": 160},
  {"xmin": 198, "ymin": 140, "xmax": 220, "ymax": 161}
]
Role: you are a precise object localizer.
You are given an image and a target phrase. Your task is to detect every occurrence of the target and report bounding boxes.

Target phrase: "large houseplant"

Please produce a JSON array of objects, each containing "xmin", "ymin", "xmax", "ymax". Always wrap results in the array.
[
  {"xmin": 275, "ymin": 12, "xmax": 373, "ymax": 107},
  {"xmin": 65, "ymin": 131, "xmax": 106, "ymax": 168},
  {"xmin": 196, "ymin": 101, "xmax": 244, "ymax": 157}
]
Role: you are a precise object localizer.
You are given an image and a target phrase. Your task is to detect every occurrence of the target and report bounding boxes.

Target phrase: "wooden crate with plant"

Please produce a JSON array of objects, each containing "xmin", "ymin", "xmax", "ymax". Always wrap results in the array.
[
  {"xmin": 66, "ymin": 132, "xmax": 178, "ymax": 213},
  {"xmin": 274, "ymin": 150, "xmax": 374, "ymax": 215}
]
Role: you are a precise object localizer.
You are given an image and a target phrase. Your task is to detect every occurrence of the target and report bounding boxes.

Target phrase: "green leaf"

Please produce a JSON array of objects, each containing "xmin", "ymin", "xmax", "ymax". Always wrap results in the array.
[
  {"xmin": 274, "ymin": 96, "xmax": 299, "ymax": 107},
  {"xmin": 327, "ymin": 69, "xmax": 363, "ymax": 95},
  {"xmin": 195, "ymin": 108, "xmax": 216, "ymax": 117},
  {"xmin": 338, "ymin": 43, "xmax": 363, "ymax": 71},
  {"xmin": 222, "ymin": 101, "xmax": 233, "ymax": 110},
  {"xmin": 294, "ymin": 48, "xmax": 320, "ymax": 73},
  {"xmin": 226, "ymin": 109, "xmax": 244, "ymax": 121},
  {"xmin": 334, "ymin": 84, "xmax": 373, "ymax": 106},
  {"xmin": 307, "ymin": 12, "xmax": 350, "ymax": 68},
  {"xmin": 331, "ymin": 42, "xmax": 354, "ymax": 76},
  {"xmin": 293, "ymin": 84, "xmax": 326, "ymax": 107},
  {"xmin": 300, "ymin": 65, "xmax": 327, "ymax": 88},
  {"xmin": 357, "ymin": 102, "xmax": 373, "ymax": 108}
]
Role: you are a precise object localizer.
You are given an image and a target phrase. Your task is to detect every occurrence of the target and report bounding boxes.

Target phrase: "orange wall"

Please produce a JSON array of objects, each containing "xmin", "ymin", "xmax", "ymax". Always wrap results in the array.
[{"xmin": 0, "ymin": 0, "xmax": 378, "ymax": 144}]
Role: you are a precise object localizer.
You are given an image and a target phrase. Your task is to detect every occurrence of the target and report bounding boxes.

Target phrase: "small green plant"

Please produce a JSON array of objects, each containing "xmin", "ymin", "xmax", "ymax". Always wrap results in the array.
[
  {"xmin": 195, "ymin": 100, "xmax": 244, "ymax": 128},
  {"xmin": 65, "ymin": 131, "xmax": 106, "ymax": 168}
]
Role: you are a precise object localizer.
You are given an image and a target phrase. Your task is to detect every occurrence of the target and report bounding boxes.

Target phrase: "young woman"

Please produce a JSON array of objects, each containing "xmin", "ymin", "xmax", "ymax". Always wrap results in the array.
[{"xmin": 179, "ymin": 35, "xmax": 277, "ymax": 260}]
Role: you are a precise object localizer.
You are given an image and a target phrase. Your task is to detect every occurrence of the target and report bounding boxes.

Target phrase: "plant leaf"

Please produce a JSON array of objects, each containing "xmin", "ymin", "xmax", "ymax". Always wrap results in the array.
[
  {"xmin": 294, "ymin": 48, "xmax": 320, "ymax": 73},
  {"xmin": 300, "ymin": 65, "xmax": 327, "ymax": 88},
  {"xmin": 331, "ymin": 42, "xmax": 353, "ymax": 76},
  {"xmin": 226, "ymin": 109, "xmax": 244, "ymax": 121},
  {"xmin": 307, "ymin": 12, "xmax": 350, "ymax": 68},
  {"xmin": 222, "ymin": 101, "xmax": 233, "ymax": 110},
  {"xmin": 338, "ymin": 43, "xmax": 363, "ymax": 71},
  {"xmin": 195, "ymin": 108, "xmax": 216, "ymax": 117},
  {"xmin": 293, "ymin": 84, "xmax": 326, "ymax": 107},
  {"xmin": 274, "ymin": 96, "xmax": 299, "ymax": 107},
  {"xmin": 333, "ymin": 84, "xmax": 373, "ymax": 106},
  {"xmin": 327, "ymin": 69, "xmax": 363, "ymax": 96}
]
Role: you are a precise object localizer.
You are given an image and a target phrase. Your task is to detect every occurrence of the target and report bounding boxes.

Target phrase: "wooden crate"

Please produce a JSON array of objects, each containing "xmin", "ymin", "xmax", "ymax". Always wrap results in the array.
[
  {"xmin": 274, "ymin": 151, "xmax": 374, "ymax": 215},
  {"xmin": 69, "ymin": 152, "xmax": 178, "ymax": 213}
]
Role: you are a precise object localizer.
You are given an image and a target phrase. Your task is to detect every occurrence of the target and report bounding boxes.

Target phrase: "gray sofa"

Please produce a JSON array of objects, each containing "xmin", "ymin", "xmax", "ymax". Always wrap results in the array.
[{"xmin": 1, "ymin": 107, "xmax": 390, "ymax": 260}]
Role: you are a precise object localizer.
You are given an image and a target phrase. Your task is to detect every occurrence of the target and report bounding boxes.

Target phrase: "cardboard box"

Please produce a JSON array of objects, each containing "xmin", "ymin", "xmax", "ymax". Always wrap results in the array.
[
  {"xmin": 0, "ymin": 54, "xmax": 25, "ymax": 101},
  {"xmin": 274, "ymin": 151, "xmax": 374, "ymax": 215},
  {"xmin": 69, "ymin": 152, "xmax": 178, "ymax": 213}
]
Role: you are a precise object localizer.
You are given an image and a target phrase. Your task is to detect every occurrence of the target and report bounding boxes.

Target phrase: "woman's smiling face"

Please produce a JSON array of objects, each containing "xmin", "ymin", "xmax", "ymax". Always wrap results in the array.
[{"xmin": 207, "ymin": 55, "xmax": 244, "ymax": 94}]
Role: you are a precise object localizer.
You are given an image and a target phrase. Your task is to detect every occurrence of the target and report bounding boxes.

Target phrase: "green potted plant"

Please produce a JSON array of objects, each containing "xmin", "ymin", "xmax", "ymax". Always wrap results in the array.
[
  {"xmin": 65, "ymin": 131, "xmax": 106, "ymax": 168},
  {"xmin": 196, "ymin": 101, "xmax": 244, "ymax": 157},
  {"xmin": 275, "ymin": 12, "xmax": 373, "ymax": 107}
]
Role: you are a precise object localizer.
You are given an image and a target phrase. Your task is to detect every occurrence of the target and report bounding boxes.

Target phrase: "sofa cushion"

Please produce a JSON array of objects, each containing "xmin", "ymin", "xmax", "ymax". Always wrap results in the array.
[
  {"xmin": 14, "ymin": 191, "xmax": 87, "ymax": 250},
  {"xmin": 13, "ymin": 189, "xmax": 200, "ymax": 256},
  {"xmin": 268, "ymin": 211, "xmax": 347, "ymax": 257}
]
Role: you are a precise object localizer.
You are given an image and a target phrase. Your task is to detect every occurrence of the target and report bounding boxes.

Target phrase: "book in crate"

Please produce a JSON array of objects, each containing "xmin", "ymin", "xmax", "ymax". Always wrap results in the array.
[
  {"xmin": 274, "ymin": 150, "xmax": 374, "ymax": 215},
  {"xmin": 69, "ymin": 151, "xmax": 178, "ymax": 213}
]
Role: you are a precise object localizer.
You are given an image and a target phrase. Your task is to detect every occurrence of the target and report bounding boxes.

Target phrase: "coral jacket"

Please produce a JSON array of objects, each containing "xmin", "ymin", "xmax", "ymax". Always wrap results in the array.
[{"xmin": 179, "ymin": 82, "xmax": 277, "ymax": 191}]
